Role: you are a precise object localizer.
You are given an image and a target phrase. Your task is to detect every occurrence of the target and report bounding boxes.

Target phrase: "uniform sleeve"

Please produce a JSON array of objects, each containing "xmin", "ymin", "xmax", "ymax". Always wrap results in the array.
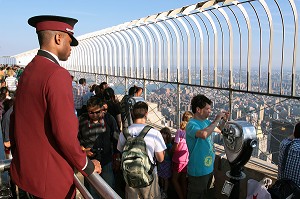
[
  {"xmin": 9, "ymin": 110, "xmax": 15, "ymax": 155},
  {"xmin": 46, "ymin": 69, "xmax": 93, "ymax": 176},
  {"xmin": 2, "ymin": 110, "xmax": 11, "ymax": 142}
]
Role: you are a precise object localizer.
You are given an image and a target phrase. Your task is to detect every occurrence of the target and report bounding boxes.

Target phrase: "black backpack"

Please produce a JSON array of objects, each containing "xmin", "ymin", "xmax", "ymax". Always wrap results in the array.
[{"xmin": 120, "ymin": 95, "xmax": 132, "ymax": 128}]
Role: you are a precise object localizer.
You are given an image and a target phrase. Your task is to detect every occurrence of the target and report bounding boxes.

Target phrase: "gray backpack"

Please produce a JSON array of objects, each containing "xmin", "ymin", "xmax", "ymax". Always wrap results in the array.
[{"xmin": 121, "ymin": 125, "xmax": 155, "ymax": 188}]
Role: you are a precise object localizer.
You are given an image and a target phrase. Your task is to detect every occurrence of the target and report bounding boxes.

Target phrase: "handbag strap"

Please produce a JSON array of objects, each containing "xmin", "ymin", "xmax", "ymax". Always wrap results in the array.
[{"xmin": 281, "ymin": 140, "xmax": 293, "ymax": 176}]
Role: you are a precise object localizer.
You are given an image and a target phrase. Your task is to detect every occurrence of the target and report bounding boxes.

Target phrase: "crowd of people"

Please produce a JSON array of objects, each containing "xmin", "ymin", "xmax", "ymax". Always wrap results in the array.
[
  {"xmin": 68, "ymin": 76, "xmax": 237, "ymax": 199},
  {"xmin": 4, "ymin": 14, "xmax": 299, "ymax": 199},
  {"xmin": 0, "ymin": 64, "xmax": 24, "ymax": 154}
]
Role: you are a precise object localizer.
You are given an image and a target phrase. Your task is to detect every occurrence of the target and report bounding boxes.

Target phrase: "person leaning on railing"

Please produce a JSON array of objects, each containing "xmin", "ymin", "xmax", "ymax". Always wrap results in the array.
[{"xmin": 9, "ymin": 15, "xmax": 101, "ymax": 199}]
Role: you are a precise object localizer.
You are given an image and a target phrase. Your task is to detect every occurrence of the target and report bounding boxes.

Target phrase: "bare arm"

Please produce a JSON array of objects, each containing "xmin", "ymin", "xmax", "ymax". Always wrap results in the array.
[
  {"xmin": 195, "ymin": 119, "xmax": 220, "ymax": 139},
  {"xmin": 116, "ymin": 114, "xmax": 122, "ymax": 131},
  {"xmin": 172, "ymin": 142, "xmax": 179, "ymax": 152},
  {"xmin": 195, "ymin": 111, "xmax": 230, "ymax": 139},
  {"xmin": 155, "ymin": 151, "xmax": 165, "ymax": 162}
]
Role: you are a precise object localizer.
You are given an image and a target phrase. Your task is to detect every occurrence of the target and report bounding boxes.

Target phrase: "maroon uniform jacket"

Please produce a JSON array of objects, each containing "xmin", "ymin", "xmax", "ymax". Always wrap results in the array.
[{"xmin": 10, "ymin": 52, "xmax": 93, "ymax": 198}]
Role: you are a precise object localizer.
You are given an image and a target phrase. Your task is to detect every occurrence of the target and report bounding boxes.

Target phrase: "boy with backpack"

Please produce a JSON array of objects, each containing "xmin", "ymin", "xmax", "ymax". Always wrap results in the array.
[{"xmin": 117, "ymin": 101, "xmax": 166, "ymax": 199}]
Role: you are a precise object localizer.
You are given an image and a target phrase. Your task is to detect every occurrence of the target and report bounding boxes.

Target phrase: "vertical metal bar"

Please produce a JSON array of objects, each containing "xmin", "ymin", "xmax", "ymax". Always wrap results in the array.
[
  {"xmin": 249, "ymin": 2, "xmax": 262, "ymax": 93},
  {"xmin": 189, "ymin": 15, "xmax": 204, "ymax": 86},
  {"xmin": 119, "ymin": 29, "xmax": 134, "ymax": 77},
  {"xmin": 236, "ymin": 2, "xmax": 252, "ymax": 91},
  {"xmin": 98, "ymin": 36, "xmax": 109, "ymax": 75},
  {"xmin": 94, "ymin": 37, "xmax": 105, "ymax": 75},
  {"xmin": 164, "ymin": 19, "xmax": 182, "ymax": 83},
  {"xmin": 106, "ymin": 34, "xmax": 118, "ymax": 76},
  {"xmin": 115, "ymin": 31, "xmax": 129, "ymax": 77},
  {"xmin": 140, "ymin": 25, "xmax": 155, "ymax": 80},
  {"xmin": 203, "ymin": 11, "xmax": 218, "ymax": 87},
  {"xmin": 85, "ymin": 39, "xmax": 96, "ymax": 74},
  {"xmin": 288, "ymin": 0, "xmax": 298, "ymax": 97},
  {"xmin": 127, "ymin": 28, "xmax": 141, "ymax": 78},
  {"xmin": 195, "ymin": 13, "xmax": 210, "ymax": 86},
  {"xmin": 133, "ymin": 27, "xmax": 147, "ymax": 79},
  {"xmin": 227, "ymin": 7, "xmax": 242, "ymax": 91},
  {"xmin": 102, "ymin": 35, "xmax": 113, "ymax": 76},
  {"xmin": 211, "ymin": 10, "xmax": 224, "ymax": 88},
  {"xmin": 148, "ymin": 23, "xmax": 163, "ymax": 80},
  {"xmin": 110, "ymin": 33, "xmax": 123, "ymax": 76},
  {"xmin": 216, "ymin": 5, "xmax": 233, "ymax": 93},
  {"xmin": 177, "ymin": 16, "xmax": 194, "ymax": 84},
  {"xmin": 272, "ymin": 1, "xmax": 285, "ymax": 95},
  {"xmin": 154, "ymin": 21, "xmax": 171, "ymax": 81},
  {"xmin": 258, "ymin": 0, "xmax": 273, "ymax": 94},
  {"xmin": 90, "ymin": 37, "xmax": 101, "ymax": 74}
]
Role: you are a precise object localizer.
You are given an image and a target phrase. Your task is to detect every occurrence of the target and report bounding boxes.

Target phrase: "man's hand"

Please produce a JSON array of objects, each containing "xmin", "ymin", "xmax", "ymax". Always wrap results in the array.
[
  {"xmin": 91, "ymin": 159, "xmax": 102, "ymax": 174},
  {"xmin": 215, "ymin": 112, "xmax": 226, "ymax": 122}
]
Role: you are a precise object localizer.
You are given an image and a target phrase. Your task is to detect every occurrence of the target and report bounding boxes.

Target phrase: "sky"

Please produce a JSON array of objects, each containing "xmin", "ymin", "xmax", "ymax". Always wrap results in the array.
[{"xmin": 0, "ymin": 0, "xmax": 203, "ymax": 56}]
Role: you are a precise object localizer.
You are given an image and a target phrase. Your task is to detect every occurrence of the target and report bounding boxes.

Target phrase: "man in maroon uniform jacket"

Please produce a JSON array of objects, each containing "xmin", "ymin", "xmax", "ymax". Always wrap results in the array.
[{"xmin": 9, "ymin": 15, "xmax": 101, "ymax": 198}]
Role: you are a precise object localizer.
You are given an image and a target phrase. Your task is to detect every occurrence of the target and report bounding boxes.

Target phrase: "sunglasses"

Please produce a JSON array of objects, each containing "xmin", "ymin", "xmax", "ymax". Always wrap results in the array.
[{"xmin": 88, "ymin": 109, "xmax": 107, "ymax": 115}]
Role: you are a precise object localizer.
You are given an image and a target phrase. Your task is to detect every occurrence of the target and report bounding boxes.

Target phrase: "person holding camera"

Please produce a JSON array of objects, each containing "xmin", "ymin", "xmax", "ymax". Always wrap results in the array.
[{"xmin": 78, "ymin": 96, "xmax": 119, "ymax": 199}]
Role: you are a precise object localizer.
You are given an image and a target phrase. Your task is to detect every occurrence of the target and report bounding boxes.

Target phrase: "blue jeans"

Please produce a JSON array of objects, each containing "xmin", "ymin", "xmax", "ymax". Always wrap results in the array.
[{"xmin": 84, "ymin": 162, "xmax": 115, "ymax": 199}]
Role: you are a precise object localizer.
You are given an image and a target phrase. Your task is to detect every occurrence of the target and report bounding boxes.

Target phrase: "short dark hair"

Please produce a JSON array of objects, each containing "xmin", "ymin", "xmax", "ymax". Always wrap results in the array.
[
  {"xmin": 191, "ymin": 94, "xmax": 212, "ymax": 113},
  {"xmin": 132, "ymin": 101, "xmax": 148, "ymax": 119},
  {"xmin": 129, "ymin": 85, "xmax": 142, "ymax": 96},
  {"xmin": 294, "ymin": 122, "xmax": 300, "ymax": 138},
  {"xmin": 87, "ymin": 96, "xmax": 106, "ymax": 109},
  {"xmin": 99, "ymin": 82, "xmax": 107, "ymax": 90},
  {"xmin": 160, "ymin": 127, "xmax": 172, "ymax": 144},
  {"xmin": 79, "ymin": 78, "xmax": 86, "ymax": 85},
  {"xmin": 104, "ymin": 87, "xmax": 115, "ymax": 101},
  {"xmin": 94, "ymin": 85, "xmax": 101, "ymax": 96}
]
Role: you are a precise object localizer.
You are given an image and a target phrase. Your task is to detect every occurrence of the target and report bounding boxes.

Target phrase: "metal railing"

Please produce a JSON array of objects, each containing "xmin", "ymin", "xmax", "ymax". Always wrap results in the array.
[
  {"xmin": 0, "ymin": 159, "xmax": 121, "ymax": 199},
  {"xmin": 1, "ymin": 0, "xmax": 299, "ymax": 168}
]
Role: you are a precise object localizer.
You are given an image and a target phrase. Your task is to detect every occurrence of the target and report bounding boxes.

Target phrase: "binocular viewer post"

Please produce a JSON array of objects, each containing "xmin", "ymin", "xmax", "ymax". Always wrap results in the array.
[{"xmin": 221, "ymin": 121, "xmax": 257, "ymax": 198}]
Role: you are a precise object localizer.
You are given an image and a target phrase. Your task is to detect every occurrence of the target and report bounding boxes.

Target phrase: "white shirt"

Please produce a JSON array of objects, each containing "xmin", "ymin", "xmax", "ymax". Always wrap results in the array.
[{"xmin": 117, "ymin": 123, "xmax": 167, "ymax": 173}]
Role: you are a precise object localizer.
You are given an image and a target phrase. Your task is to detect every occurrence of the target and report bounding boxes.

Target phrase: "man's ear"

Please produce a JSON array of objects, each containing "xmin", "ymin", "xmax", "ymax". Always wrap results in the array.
[{"xmin": 54, "ymin": 33, "xmax": 63, "ymax": 45}]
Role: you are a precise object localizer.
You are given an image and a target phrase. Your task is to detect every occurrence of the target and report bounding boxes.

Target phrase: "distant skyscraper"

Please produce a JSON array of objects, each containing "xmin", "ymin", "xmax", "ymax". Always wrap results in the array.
[{"xmin": 259, "ymin": 105, "xmax": 264, "ymax": 123}]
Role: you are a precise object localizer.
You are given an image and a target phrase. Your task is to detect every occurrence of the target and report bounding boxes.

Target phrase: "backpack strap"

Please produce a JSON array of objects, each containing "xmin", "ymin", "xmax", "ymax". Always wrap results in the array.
[
  {"xmin": 123, "ymin": 127, "xmax": 130, "ymax": 140},
  {"xmin": 137, "ymin": 125, "xmax": 156, "ymax": 174},
  {"xmin": 138, "ymin": 125, "xmax": 152, "ymax": 138}
]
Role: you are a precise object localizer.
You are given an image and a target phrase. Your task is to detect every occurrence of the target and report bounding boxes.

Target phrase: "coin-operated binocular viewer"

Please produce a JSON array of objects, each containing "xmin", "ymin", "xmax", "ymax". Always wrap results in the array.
[{"xmin": 221, "ymin": 121, "xmax": 257, "ymax": 199}]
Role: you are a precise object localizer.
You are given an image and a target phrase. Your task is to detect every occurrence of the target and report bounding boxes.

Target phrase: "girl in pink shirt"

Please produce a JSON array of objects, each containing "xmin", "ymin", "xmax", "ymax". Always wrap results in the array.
[{"xmin": 172, "ymin": 111, "xmax": 193, "ymax": 199}]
